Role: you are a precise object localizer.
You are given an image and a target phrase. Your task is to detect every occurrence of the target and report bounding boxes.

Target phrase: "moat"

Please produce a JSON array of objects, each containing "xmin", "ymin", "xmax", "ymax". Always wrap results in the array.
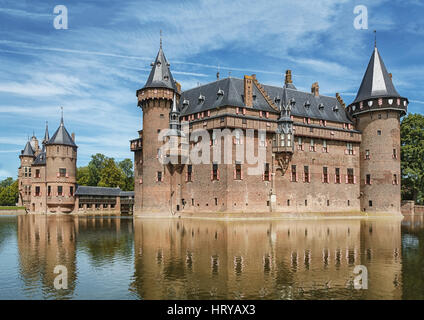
[{"xmin": 0, "ymin": 215, "xmax": 423, "ymax": 299}]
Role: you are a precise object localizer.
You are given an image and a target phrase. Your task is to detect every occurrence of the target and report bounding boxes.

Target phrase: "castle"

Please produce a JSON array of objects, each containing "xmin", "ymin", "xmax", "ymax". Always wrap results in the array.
[
  {"xmin": 17, "ymin": 114, "xmax": 134, "ymax": 214},
  {"xmin": 131, "ymin": 43, "xmax": 408, "ymax": 216}
]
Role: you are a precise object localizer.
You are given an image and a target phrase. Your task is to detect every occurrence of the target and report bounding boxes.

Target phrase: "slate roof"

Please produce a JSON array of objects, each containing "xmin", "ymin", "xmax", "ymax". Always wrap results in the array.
[
  {"xmin": 33, "ymin": 152, "xmax": 46, "ymax": 166},
  {"xmin": 352, "ymin": 47, "xmax": 400, "ymax": 104},
  {"xmin": 47, "ymin": 119, "xmax": 77, "ymax": 147},
  {"xmin": 21, "ymin": 141, "xmax": 35, "ymax": 157},
  {"xmin": 179, "ymin": 77, "xmax": 352, "ymax": 124},
  {"xmin": 75, "ymin": 186, "xmax": 134, "ymax": 197},
  {"xmin": 143, "ymin": 46, "xmax": 177, "ymax": 91}
]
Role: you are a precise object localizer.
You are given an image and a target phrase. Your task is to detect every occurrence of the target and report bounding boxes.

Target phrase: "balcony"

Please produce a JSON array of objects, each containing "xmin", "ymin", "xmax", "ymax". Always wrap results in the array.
[{"xmin": 130, "ymin": 138, "xmax": 143, "ymax": 152}]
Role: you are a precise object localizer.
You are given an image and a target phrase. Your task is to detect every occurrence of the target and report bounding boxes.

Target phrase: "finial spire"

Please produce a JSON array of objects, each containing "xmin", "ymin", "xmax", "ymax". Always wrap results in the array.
[
  {"xmin": 160, "ymin": 29, "xmax": 163, "ymax": 49},
  {"xmin": 374, "ymin": 30, "xmax": 377, "ymax": 48},
  {"xmin": 60, "ymin": 106, "xmax": 64, "ymax": 125}
]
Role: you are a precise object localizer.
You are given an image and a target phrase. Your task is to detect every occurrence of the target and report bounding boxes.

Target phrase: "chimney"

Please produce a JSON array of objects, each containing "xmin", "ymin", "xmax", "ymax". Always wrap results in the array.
[
  {"xmin": 175, "ymin": 82, "xmax": 181, "ymax": 94},
  {"xmin": 311, "ymin": 82, "xmax": 319, "ymax": 97},
  {"xmin": 388, "ymin": 73, "xmax": 392, "ymax": 80},
  {"xmin": 244, "ymin": 75, "xmax": 254, "ymax": 107},
  {"xmin": 285, "ymin": 70, "xmax": 292, "ymax": 85},
  {"xmin": 216, "ymin": 71, "xmax": 220, "ymax": 80},
  {"xmin": 71, "ymin": 133, "xmax": 75, "ymax": 142},
  {"xmin": 336, "ymin": 93, "xmax": 346, "ymax": 108}
]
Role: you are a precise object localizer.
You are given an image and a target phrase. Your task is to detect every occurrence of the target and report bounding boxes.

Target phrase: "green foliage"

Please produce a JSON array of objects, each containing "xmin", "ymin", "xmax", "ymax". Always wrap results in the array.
[
  {"xmin": 0, "ymin": 179, "xmax": 19, "ymax": 206},
  {"xmin": 98, "ymin": 158, "xmax": 125, "ymax": 189},
  {"xmin": 76, "ymin": 154, "xmax": 134, "ymax": 191},
  {"xmin": 401, "ymin": 113, "xmax": 424, "ymax": 204}
]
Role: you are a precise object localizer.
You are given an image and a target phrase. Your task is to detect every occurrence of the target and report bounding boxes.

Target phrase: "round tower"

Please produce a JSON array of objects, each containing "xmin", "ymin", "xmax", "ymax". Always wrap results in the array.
[
  {"xmin": 18, "ymin": 140, "xmax": 36, "ymax": 208},
  {"xmin": 347, "ymin": 46, "xmax": 408, "ymax": 214},
  {"xmin": 45, "ymin": 114, "xmax": 77, "ymax": 214},
  {"xmin": 135, "ymin": 42, "xmax": 180, "ymax": 214}
]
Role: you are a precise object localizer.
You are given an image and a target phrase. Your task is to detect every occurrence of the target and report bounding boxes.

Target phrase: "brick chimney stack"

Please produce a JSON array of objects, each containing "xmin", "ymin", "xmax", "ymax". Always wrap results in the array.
[
  {"xmin": 285, "ymin": 70, "xmax": 292, "ymax": 85},
  {"xmin": 311, "ymin": 82, "xmax": 319, "ymax": 96},
  {"xmin": 244, "ymin": 75, "xmax": 254, "ymax": 107},
  {"xmin": 71, "ymin": 132, "xmax": 75, "ymax": 142},
  {"xmin": 389, "ymin": 73, "xmax": 392, "ymax": 80}
]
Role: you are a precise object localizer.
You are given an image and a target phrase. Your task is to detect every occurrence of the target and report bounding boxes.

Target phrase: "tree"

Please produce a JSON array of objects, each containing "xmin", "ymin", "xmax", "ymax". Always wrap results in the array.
[
  {"xmin": 119, "ymin": 159, "xmax": 134, "ymax": 191},
  {"xmin": 0, "ymin": 180, "xmax": 18, "ymax": 206},
  {"xmin": 0, "ymin": 177, "xmax": 14, "ymax": 188},
  {"xmin": 401, "ymin": 113, "xmax": 424, "ymax": 204},
  {"xmin": 77, "ymin": 166, "xmax": 90, "ymax": 186},
  {"xmin": 87, "ymin": 153, "xmax": 107, "ymax": 186},
  {"xmin": 98, "ymin": 158, "xmax": 125, "ymax": 189}
]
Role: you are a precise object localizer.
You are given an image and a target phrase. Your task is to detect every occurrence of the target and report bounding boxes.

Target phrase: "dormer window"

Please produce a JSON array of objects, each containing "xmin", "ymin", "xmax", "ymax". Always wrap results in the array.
[
  {"xmin": 304, "ymin": 100, "xmax": 311, "ymax": 109},
  {"xmin": 163, "ymin": 75, "xmax": 169, "ymax": 81},
  {"xmin": 318, "ymin": 103, "xmax": 324, "ymax": 110},
  {"xmin": 275, "ymin": 96, "xmax": 281, "ymax": 104},
  {"xmin": 217, "ymin": 88, "xmax": 224, "ymax": 97},
  {"xmin": 182, "ymin": 99, "xmax": 189, "ymax": 108},
  {"xmin": 333, "ymin": 105, "xmax": 339, "ymax": 112},
  {"xmin": 253, "ymin": 94, "xmax": 257, "ymax": 101},
  {"xmin": 198, "ymin": 94, "xmax": 205, "ymax": 103}
]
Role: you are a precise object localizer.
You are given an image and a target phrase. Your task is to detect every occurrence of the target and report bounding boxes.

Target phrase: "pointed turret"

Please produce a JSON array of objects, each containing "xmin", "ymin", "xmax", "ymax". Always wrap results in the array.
[
  {"xmin": 20, "ymin": 141, "xmax": 35, "ymax": 157},
  {"xmin": 43, "ymin": 121, "xmax": 49, "ymax": 144},
  {"xmin": 143, "ymin": 45, "xmax": 177, "ymax": 91},
  {"xmin": 352, "ymin": 47, "xmax": 400, "ymax": 104},
  {"xmin": 47, "ymin": 113, "xmax": 77, "ymax": 147}
]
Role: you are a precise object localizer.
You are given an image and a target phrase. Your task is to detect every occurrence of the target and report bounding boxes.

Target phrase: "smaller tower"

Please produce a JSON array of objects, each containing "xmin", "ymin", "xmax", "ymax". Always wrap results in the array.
[
  {"xmin": 18, "ymin": 140, "xmax": 35, "ymax": 208},
  {"xmin": 45, "ymin": 113, "xmax": 78, "ymax": 214}
]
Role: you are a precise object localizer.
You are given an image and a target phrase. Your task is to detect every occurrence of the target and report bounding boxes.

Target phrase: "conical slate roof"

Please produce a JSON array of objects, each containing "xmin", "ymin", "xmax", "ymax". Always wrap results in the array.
[
  {"xmin": 21, "ymin": 141, "xmax": 35, "ymax": 157},
  {"xmin": 47, "ymin": 118, "xmax": 77, "ymax": 147},
  {"xmin": 143, "ymin": 46, "xmax": 177, "ymax": 91},
  {"xmin": 352, "ymin": 47, "xmax": 400, "ymax": 104}
]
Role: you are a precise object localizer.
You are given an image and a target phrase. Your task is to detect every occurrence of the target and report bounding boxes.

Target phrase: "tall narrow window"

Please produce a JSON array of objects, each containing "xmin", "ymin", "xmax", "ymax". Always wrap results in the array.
[
  {"xmin": 259, "ymin": 133, "xmax": 266, "ymax": 147},
  {"xmin": 212, "ymin": 164, "xmax": 219, "ymax": 181},
  {"xmin": 335, "ymin": 168, "xmax": 341, "ymax": 184},
  {"xmin": 212, "ymin": 131, "xmax": 217, "ymax": 145},
  {"xmin": 323, "ymin": 167, "xmax": 328, "ymax": 183},
  {"xmin": 322, "ymin": 139, "xmax": 328, "ymax": 153},
  {"xmin": 35, "ymin": 169, "xmax": 40, "ymax": 178},
  {"xmin": 28, "ymin": 168, "xmax": 31, "ymax": 177},
  {"xmin": 304, "ymin": 166, "xmax": 310, "ymax": 183},
  {"xmin": 291, "ymin": 165, "xmax": 297, "ymax": 182},
  {"xmin": 187, "ymin": 165, "xmax": 192, "ymax": 182},
  {"xmin": 366, "ymin": 174, "xmax": 371, "ymax": 185},
  {"xmin": 392, "ymin": 148, "xmax": 397, "ymax": 159},
  {"xmin": 70, "ymin": 186, "xmax": 74, "ymax": 196},
  {"xmin": 309, "ymin": 139, "xmax": 315, "ymax": 152},
  {"xmin": 48, "ymin": 186, "xmax": 51, "ymax": 196},
  {"xmin": 346, "ymin": 143, "xmax": 354, "ymax": 155},
  {"xmin": 58, "ymin": 186, "xmax": 63, "ymax": 196},
  {"xmin": 347, "ymin": 168, "xmax": 354, "ymax": 184},
  {"xmin": 393, "ymin": 174, "xmax": 398, "ymax": 185},
  {"xmin": 235, "ymin": 131, "xmax": 241, "ymax": 145},
  {"xmin": 298, "ymin": 137, "xmax": 303, "ymax": 151},
  {"xmin": 264, "ymin": 163, "xmax": 270, "ymax": 181},
  {"xmin": 235, "ymin": 163, "xmax": 242, "ymax": 180},
  {"xmin": 157, "ymin": 171, "xmax": 163, "ymax": 182},
  {"xmin": 35, "ymin": 186, "xmax": 40, "ymax": 197},
  {"xmin": 365, "ymin": 149, "xmax": 370, "ymax": 160}
]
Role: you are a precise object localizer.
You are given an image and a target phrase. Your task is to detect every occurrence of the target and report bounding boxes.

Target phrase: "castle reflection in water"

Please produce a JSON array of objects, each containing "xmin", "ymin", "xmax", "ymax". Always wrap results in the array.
[{"xmin": 14, "ymin": 215, "xmax": 409, "ymax": 299}]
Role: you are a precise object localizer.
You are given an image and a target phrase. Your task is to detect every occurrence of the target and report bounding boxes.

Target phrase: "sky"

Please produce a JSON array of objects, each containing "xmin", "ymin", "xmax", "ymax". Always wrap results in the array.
[{"xmin": 0, "ymin": 0, "xmax": 423, "ymax": 180}]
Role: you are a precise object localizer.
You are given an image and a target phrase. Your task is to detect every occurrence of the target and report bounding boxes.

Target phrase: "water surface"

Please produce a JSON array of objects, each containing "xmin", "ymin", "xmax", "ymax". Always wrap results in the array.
[{"xmin": 0, "ymin": 214, "xmax": 423, "ymax": 299}]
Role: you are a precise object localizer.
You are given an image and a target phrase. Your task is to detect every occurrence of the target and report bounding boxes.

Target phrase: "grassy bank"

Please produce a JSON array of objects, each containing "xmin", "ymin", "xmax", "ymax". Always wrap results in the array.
[{"xmin": 0, "ymin": 206, "xmax": 25, "ymax": 210}]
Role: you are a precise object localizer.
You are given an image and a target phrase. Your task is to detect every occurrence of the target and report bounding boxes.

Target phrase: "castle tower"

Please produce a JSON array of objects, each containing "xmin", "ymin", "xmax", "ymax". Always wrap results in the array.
[
  {"xmin": 18, "ymin": 140, "xmax": 35, "ymax": 208},
  {"xmin": 134, "ymin": 42, "xmax": 180, "ymax": 215},
  {"xmin": 44, "ymin": 114, "xmax": 78, "ymax": 214},
  {"xmin": 347, "ymin": 46, "xmax": 408, "ymax": 214}
]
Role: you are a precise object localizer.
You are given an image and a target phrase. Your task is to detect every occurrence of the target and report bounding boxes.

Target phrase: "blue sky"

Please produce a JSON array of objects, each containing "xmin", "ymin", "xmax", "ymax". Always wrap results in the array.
[{"xmin": 0, "ymin": 0, "xmax": 423, "ymax": 180}]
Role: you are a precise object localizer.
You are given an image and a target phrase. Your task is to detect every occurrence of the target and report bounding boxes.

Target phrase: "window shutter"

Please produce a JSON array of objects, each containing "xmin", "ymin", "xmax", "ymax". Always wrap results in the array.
[
  {"xmin": 266, "ymin": 112, "xmax": 269, "ymax": 118},
  {"xmin": 324, "ymin": 120, "xmax": 327, "ymax": 126},
  {"xmin": 345, "ymin": 175, "xmax": 348, "ymax": 184},
  {"xmin": 303, "ymin": 118, "xmax": 306, "ymax": 123},
  {"xmin": 236, "ymin": 107, "xmax": 239, "ymax": 114},
  {"xmin": 259, "ymin": 111, "xmax": 262, "ymax": 118}
]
